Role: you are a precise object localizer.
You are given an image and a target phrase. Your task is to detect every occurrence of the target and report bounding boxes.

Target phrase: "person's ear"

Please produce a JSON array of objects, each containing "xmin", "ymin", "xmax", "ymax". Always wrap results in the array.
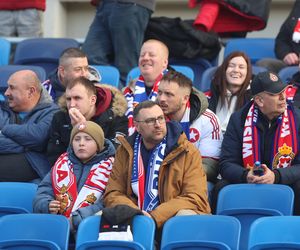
[
  {"xmin": 254, "ymin": 95, "xmax": 264, "ymax": 107},
  {"xmin": 90, "ymin": 94, "xmax": 97, "ymax": 105}
]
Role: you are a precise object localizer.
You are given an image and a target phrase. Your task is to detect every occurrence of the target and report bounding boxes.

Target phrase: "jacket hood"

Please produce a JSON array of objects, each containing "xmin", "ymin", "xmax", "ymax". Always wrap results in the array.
[
  {"xmin": 68, "ymin": 138, "xmax": 115, "ymax": 164},
  {"xmin": 190, "ymin": 87, "xmax": 208, "ymax": 122},
  {"xmin": 58, "ymin": 84, "xmax": 127, "ymax": 117},
  {"xmin": 48, "ymin": 69, "xmax": 65, "ymax": 93}
]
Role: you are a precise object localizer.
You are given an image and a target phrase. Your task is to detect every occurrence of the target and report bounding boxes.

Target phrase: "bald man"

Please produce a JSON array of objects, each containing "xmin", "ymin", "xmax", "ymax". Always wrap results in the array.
[
  {"xmin": 124, "ymin": 39, "xmax": 169, "ymax": 135},
  {"xmin": 0, "ymin": 70, "xmax": 59, "ymax": 182}
]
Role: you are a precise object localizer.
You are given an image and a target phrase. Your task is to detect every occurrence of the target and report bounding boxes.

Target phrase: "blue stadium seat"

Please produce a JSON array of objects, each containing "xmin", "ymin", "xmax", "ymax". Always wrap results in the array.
[
  {"xmin": 0, "ymin": 182, "xmax": 38, "ymax": 217},
  {"xmin": 0, "ymin": 38, "xmax": 11, "ymax": 66},
  {"xmin": 14, "ymin": 38, "xmax": 79, "ymax": 76},
  {"xmin": 161, "ymin": 215, "xmax": 241, "ymax": 250},
  {"xmin": 248, "ymin": 216, "xmax": 300, "ymax": 250},
  {"xmin": 76, "ymin": 215, "xmax": 155, "ymax": 250},
  {"xmin": 224, "ymin": 38, "xmax": 276, "ymax": 64},
  {"xmin": 169, "ymin": 58, "xmax": 212, "ymax": 91},
  {"xmin": 278, "ymin": 66, "xmax": 299, "ymax": 84},
  {"xmin": 126, "ymin": 65, "xmax": 194, "ymax": 85},
  {"xmin": 216, "ymin": 184, "xmax": 294, "ymax": 250},
  {"xmin": 0, "ymin": 214, "xmax": 70, "ymax": 250},
  {"xmin": 91, "ymin": 65, "xmax": 120, "ymax": 87}
]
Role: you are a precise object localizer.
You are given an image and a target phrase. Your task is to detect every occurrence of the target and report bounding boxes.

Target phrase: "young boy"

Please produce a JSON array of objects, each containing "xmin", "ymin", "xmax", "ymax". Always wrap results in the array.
[{"xmin": 33, "ymin": 121, "xmax": 115, "ymax": 231}]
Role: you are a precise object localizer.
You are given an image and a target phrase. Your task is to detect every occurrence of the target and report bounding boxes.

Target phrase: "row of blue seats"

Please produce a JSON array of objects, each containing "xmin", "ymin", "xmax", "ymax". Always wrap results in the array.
[
  {"xmin": 0, "ymin": 63, "xmax": 298, "ymax": 96},
  {"xmin": 1, "ymin": 212, "xmax": 300, "ymax": 249},
  {"xmin": 0, "ymin": 37, "xmax": 284, "ymax": 91},
  {"xmin": 0, "ymin": 182, "xmax": 296, "ymax": 249}
]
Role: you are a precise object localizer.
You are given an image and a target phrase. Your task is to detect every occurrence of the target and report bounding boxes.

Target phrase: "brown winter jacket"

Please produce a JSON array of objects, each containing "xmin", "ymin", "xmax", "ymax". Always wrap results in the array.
[{"xmin": 104, "ymin": 123, "xmax": 211, "ymax": 228}]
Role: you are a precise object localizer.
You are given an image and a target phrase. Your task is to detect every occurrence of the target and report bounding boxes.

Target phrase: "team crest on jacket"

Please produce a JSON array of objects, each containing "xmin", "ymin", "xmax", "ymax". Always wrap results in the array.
[
  {"xmin": 273, "ymin": 143, "xmax": 295, "ymax": 169},
  {"xmin": 189, "ymin": 128, "xmax": 200, "ymax": 143}
]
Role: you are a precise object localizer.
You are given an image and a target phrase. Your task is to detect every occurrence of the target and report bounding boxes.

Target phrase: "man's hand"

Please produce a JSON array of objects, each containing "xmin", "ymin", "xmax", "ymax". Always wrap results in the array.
[
  {"xmin": 283, "ymin": 52, "xmax": 299, "ymax": 65},
  {"xmin": 247, "ymin": 164, "xmax": 275, "ymax": 184},
  {"xmin": 69, "ymin": 108, "xmax": 86, "ymax": 126}
]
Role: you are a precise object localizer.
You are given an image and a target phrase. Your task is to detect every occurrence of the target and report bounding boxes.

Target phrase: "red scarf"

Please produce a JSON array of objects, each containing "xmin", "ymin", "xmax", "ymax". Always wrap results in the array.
[
  {"xmin": 242, "ymin": 102, "xmax": 298, "ymax": 169},
  {"xmin": 52, "ymin": 153, "xmax": 114, "ymax": 218}
]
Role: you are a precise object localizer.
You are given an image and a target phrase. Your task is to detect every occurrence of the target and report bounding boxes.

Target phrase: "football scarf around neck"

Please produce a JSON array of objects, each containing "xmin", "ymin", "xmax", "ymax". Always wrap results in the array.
[
  {"xmin": 124, "ymin": 70, "xmax": 167, "ymax": 136},
  {"xmin": 242, "ymin": 102, "xmax": 298, "ymax": 169},
  {"xmin": 52, "ymin": 152, "xmax": 114, "ymax": 218},
  {"xmin": 131, "ymin": 134, "xmax": 167, "ymax": 212}
]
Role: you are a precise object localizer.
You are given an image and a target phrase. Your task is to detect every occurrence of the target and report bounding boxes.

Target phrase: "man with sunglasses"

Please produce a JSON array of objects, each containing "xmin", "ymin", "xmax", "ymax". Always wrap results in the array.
[{"xmin": 104, "ymin": 100, "xmax": 211, "ymax": 232}]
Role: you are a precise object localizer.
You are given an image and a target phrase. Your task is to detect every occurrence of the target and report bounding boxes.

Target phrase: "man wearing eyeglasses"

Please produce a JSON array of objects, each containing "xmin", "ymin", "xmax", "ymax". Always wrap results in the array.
[{"xmin": 104, "ymin": 100, "xmax": 211, "ymax": 231}]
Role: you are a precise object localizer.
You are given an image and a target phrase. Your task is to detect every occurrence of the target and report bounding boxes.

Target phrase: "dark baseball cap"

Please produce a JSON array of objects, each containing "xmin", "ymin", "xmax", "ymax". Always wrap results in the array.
[{"xmin": 251, "ymin": 71, "xmax": 287, "ymax": 96}]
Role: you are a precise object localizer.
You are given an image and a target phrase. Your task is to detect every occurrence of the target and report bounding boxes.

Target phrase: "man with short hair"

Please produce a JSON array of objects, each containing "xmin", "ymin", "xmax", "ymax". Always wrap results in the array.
[
  {"xmin": 157, "ymin": 70, "xmax": 222, "ymax": 182},
  {"xmin": 124, "ymin": 39, "xmax": 169, "ymax": 135},
  {"xmin": 0, "ymin": 70, "xmax": 59, "ymax": 182},
  {"xmin": 47, "ymin": 77, "xmax": 128, "ymax": 166},
  {"xmin": 214, "ymin": 71, "xmax": 300, "ymax": 214},
  {"xmin": 104, "ymin": 101, "xmax": 211, "ymax": 229},
  {"xmin": 42, "ymin": 47, "xmax": 96, "ymax": 102}
]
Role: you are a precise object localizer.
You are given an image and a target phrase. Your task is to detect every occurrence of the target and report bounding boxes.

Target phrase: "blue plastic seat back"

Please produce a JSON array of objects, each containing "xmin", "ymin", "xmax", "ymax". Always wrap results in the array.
[
  {"xmin": 0, "ymin": 38, "xmax": 11, "ymax": 66},
  {"xmin": 0, "ymin": 182, "xmax": 38, "ymax": 217},
  {"xmin": 0, "ymin": 214, "xmax": 70, "ymax": 250},
  {"xmin": 160, "ymin": 215, "xmax": 241, "ymax": 250},
  {"xmin": 13, "ymin": 38, "xmax": 79, "ymax": 76},
  {"xmin": 126, "ymin": 65, "xmax": 194, "ymax": 86},
  {"xmin": 224, "ymin": 38, "xmax": 276, "ymax": 64},
  {"xmin": 249, "ymin": 216, "xmax": 300, "ymax": 250},
  {"xmin": 91, "ymin": 65, "xmax": 120, "ymax": 87},
  {"xmin": 76, "ymin": 215, "xmax": 155, "ymax": 250},
  {"xmin": 278, "ymin": 66, "xmax": 299, "ymax": 84},
  {"xmin": 168, "ymin": 58, "xmax": 212, "ymax": 91},
  {"xmin": 216, "ymin": 184, "xmax": 294, "ymax": 250}
]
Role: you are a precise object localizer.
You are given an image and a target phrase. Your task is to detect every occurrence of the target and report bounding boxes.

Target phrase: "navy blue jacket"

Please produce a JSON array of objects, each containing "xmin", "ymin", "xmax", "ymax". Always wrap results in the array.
[{"xmin": 220, "ymin": 101, "xmax": 300, "ymax": 184}]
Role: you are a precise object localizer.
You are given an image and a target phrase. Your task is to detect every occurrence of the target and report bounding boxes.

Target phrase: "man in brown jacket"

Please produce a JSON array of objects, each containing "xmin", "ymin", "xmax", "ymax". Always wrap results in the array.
[{"xmin": 104, "ymin": 101, "xmax": 211, "ymax": 229}]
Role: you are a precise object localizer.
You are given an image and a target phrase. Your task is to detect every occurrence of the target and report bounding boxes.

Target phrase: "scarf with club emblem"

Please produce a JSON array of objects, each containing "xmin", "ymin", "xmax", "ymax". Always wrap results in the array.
[
  {"xmin": 52, "ymin": 152, "xmax": 114, "ymax": 218},
  {"xmin": 242, "ymin": 102, "xmax": 298, "ymax": 169}
]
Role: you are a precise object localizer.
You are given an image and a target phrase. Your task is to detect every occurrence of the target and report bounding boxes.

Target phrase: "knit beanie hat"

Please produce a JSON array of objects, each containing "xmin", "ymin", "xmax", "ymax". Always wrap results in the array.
[{"xmin": 70, "ymin": 121, "xmax": 105, "ymax": 152}]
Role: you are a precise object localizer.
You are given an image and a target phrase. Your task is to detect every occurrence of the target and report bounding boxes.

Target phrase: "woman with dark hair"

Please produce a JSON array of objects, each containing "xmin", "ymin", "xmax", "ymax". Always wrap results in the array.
[{"xmin": 206, "ymin": 51, "xmax": 253, "ymax": 133}]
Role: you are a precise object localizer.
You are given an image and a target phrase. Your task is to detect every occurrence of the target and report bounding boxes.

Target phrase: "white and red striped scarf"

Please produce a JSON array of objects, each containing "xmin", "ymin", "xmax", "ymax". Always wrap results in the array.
[
  {"xmin": 242, "ymin": 102, "xmax": 298, "ymax": 169},
  {"xmin": 51, "ymin": 152, "xmax": 114, "ymax": 218},
  {"xmin": 131, "ymin": 134, "xmax": 166, "ymax": 212},
  {"xmin": 124, "ymin": 72, "xmax": 165, "ymax": 136}
]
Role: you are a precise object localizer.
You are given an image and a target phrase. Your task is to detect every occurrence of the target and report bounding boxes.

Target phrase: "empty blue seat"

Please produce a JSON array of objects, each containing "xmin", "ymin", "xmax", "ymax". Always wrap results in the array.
[
  {"xmin": 0, "ymin": 182, "xmax": 38, "ymax": 217},
  {"xmin": 0, "ymin": 38, "xmax": 11, "ymax": 66},
  {"xmin": 278, "ymin": 66, "xmax": 299, "ymax": 84},
  {"xmin": 248, "ymin": 216, "xmax": 300, "ymax": 250},
  {"xmin": 76, "ymin": 215, "xmax": 155, "ymax": 250},
  {"xmin": 161, "ymin": 215, "xmax": 241, "ymax": 250},
  {"xmin": 216, "ymin": 184, "xmax": 294, "ymax": 250},
  {"xmin": 224, "ymin": 38, "xmax": 276, "ymax": 64},
  {"xmin": 0, "ymin": 214, "xmax": 70, "ymax": 250},
  {"xmin": 14, "ymin": 38, "xmax": 80, "ymax": 75},
  {"xmin": 126, "ymin": 65, "xmax": 194, "ymax": 86},
  {"xmin": 91, "ymin": 65, "xmax": 120, "ymax": 87}
]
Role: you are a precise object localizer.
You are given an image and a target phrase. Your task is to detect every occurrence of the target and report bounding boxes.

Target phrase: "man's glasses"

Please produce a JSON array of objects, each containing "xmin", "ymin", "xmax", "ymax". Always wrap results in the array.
[{"xmin": 135, "ymin": 115, "xmax": 165, "ymax": 126}]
